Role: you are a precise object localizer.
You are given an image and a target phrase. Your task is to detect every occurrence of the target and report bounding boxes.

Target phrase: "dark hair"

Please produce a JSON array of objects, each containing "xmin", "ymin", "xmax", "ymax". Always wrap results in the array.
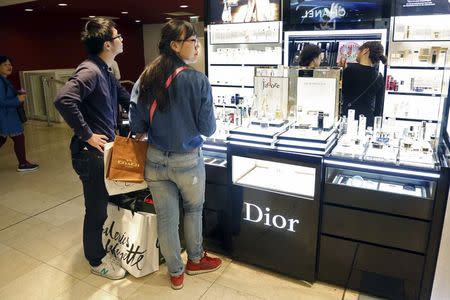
[
  {"xmin": 81, "ymin": 17, "xmax": 117, "ymax": 55},
  {"xmin": 299, "ymin": 44, "xmax": 322, "ymax": 67},
  {"xmin": 360, "ymin": 41, "xmax": 387, "ymax": 65},
  {"xmin": 0, "ymin": 55, "xmax": 11, "ymax": 64},
  {"xmin": 138, "ymin": 19, "xmax": 196, "ymax": 112}
]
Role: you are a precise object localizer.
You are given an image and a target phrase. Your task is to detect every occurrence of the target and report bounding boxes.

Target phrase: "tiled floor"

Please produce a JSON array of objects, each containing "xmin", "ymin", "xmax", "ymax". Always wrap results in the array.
[{"xmin": 0, "ymin": 121, "xmax": 374, "ymax": 300}]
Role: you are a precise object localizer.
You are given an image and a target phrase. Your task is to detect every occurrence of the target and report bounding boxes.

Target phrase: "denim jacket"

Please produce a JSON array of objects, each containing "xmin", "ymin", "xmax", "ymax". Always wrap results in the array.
[{"xmin": 129, "ymin": 65, "xmax": 216, "ymax": 153}]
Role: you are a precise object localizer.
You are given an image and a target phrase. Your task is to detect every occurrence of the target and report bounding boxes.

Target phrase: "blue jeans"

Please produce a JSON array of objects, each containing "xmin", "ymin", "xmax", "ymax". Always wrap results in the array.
[{"xmin": 144, "ymin": 146, "xmax": 205, "ymax": 276}]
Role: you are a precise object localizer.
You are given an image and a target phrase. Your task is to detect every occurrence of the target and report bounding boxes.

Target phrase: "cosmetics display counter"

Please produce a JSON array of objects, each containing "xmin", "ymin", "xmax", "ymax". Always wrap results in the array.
[
  {"xmin": 317, "ymin": 132, "xmax": 449, "ymax": 299},
  {"xmin": 226, "ymin": 143, "xmax": 322, "ymax": 281}
]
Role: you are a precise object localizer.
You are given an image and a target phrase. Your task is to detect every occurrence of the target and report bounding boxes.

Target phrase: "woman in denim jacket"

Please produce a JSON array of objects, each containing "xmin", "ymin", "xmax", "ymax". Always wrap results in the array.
[
  {"xmin": 0, "ymin": 55, "xmax": 38, "ymax": 172},
  {"xmin": 129, "ymin": 20, "xmax": 221, "ymax": 290}
]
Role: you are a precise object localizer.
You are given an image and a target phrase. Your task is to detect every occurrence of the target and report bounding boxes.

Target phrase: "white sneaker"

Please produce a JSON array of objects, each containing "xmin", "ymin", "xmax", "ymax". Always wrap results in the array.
[{"xmin": 91, "ymin": 253, "xmax": 126, "ymax": 280}]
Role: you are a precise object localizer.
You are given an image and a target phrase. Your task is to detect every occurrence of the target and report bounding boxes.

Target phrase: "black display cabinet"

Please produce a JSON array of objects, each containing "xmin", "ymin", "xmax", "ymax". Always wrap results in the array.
[
  {"xmin": 318, "ymin": 157, "xmax": 449, "ymax": 300},
  {"xmin": 202, "ymin": 141, "xmax": 229, "ymax": 254},
  {"xmin": 227, "ymin": 144, "xmax": 323, "ymax": 282}
]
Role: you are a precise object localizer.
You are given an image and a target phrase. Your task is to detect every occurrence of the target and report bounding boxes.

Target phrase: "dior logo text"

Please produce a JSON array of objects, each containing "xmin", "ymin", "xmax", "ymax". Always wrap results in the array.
[
  {"xmin": 117, "ymin": 159, "xmax": 140, "ymax": 168},
  {"xmin": 243, "ymin": 202, "xmax": 300, "ymax": 232}
]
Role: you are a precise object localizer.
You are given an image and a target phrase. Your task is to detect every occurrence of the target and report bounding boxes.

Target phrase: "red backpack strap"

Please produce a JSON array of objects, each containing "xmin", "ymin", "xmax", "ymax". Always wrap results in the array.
[{"xmin": 149, "ymin": 66, "xmax": 189, "ymax": 125}]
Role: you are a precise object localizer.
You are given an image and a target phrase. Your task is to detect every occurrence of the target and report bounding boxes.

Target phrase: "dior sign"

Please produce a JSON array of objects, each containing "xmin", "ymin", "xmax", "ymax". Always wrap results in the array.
[{"xmin": 243, "ymin": 202, "xmax": 300, "ymax": 232}]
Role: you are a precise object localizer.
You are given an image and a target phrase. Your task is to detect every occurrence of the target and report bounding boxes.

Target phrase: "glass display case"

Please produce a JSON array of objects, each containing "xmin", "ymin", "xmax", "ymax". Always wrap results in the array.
[
  {"xmin": 325, "ymin": 167, "xmax": 436, "ymax": 199},
  {"xmin": 232, "ymin": 155, "xmax": 316, "ymax": 199}
]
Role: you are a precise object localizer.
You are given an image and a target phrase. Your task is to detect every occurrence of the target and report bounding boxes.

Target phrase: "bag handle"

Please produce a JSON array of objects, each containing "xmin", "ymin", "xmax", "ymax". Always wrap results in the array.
[
  {"xmin": 346, "ymin": 72, "xmax": 381, "ymax": 109},
  {"xmin": 149, "ymin": 66, "xmax": 189, "ymax": 125}
]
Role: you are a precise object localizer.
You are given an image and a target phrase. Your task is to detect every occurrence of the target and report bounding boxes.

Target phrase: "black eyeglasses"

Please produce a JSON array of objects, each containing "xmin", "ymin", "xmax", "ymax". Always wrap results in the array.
[
  {"xmin": 176, "ymin": 37, "xmax": 199, "ymax": 46},
  {"xmin": 111, "ymin": 34, "xmax": 123, "ymax": 42}
]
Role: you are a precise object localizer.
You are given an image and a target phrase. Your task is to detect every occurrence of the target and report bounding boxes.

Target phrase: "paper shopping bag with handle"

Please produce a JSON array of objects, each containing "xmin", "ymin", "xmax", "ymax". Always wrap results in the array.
[
  {"xmin": 107, "ymin": 135, "xmax": 148, "ymax": 183},
  {"xmin": 104, "ymin": 142, "xmax": 148, "ymax": 196}
]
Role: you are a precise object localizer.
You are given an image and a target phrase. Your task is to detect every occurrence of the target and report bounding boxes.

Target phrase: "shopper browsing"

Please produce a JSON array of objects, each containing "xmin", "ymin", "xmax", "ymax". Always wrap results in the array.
[
  {"xmin": 340, "ymin": 41, "xmax": 386, "ymax": 127},
  {"xmin": 54, "ymin": 17, "xmax": 130, "ymax": 280},
  {"xmin": 298, "ymin": 44, "xmax": 322, "ymax": 68},
  {"xmin": 129, "ymin": 20, "xmax": 221, "ymax": 290},
  {"xmin": 0, "ymin": 55, "xmax": 39, "ymax": 172}
]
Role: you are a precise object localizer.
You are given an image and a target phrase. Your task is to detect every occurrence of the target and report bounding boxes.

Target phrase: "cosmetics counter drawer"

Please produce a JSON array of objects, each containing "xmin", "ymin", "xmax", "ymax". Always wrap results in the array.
[
  {"xmin": 318, "ymin": 235, "xmax": 424, "ymax": 300},
  {"xmin": 323, "ymin": 166, "xmax": 436, "ymax": 220}
]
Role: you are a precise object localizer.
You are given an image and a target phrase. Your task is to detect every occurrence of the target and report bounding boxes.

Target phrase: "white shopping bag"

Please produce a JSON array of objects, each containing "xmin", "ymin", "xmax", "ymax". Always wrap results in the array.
[
  {"xmin": 102, "ymin": 203, "xmax": 159, "ymax": 278},
  {"xmin": 104, "ymin": 142, "xmax": 148, "ymax": 196}
]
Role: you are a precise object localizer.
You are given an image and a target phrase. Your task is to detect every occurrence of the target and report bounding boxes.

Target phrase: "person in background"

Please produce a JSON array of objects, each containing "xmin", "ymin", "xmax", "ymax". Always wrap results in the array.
[
  {"xmin": 340, "ymin": 41, "xmax": 387, "ymax": 127},
  {"xmin": 54, "ymin": 17, "xmax": 130, "ymax": 280},
  {"xmin": 129, "ymin": 19, "xmax": 221, "ymax": 290},
  {"xmin": 299, "ymin": 44, "xmax": 322, "ymax": 68},
  {"xmin": 0, "ymin": 55, "xmax": 39, "ymax": 172}
]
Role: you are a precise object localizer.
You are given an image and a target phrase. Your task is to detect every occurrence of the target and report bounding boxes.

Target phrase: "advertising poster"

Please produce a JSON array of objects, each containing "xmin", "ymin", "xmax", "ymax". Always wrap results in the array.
[
  {"xmin": 208, "ymin": 0, "xmax": 281, "ymax": 24},
  {"xmin": 395, "ymin": 0, "xmax": 450, "ymax": 16},
  {"xmin": 290, "ymin": 0, "xmax": 383, "ymax": 25},
  {"xmin": 336, "ymin": 40, "xmax": 368, "ymax": 63}
]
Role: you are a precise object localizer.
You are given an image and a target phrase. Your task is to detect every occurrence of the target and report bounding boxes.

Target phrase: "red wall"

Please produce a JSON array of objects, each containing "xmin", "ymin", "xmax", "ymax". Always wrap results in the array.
[{"xmin": 0, "ymin": 15, "xmax": 145, "ymax": 88}]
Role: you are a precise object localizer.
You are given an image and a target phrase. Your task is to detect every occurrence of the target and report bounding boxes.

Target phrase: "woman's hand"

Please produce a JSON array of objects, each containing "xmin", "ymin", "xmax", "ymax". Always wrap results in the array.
[
  {"xmin": 338, "ymin": 57, "xmax": 347, "ymax": 69},
  {"xmin": 135, "ymin": 133, "xmax": 147, "ymax": 141}
]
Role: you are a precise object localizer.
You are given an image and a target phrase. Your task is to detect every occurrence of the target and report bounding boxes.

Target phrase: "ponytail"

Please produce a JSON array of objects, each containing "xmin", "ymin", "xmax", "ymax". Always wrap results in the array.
[{"xmin": 360, "ymin": 41, "xmax": 386, "ymax": 65}]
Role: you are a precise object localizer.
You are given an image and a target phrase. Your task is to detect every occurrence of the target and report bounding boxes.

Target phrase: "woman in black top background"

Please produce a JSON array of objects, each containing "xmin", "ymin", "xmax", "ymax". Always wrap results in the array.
[
  {"xmin": 340, "ymin": 41, "xmax": 387, "ymax": 127},
  {"xmin": 298, "ymin": 44, "xmax": 322, "ymax": 68}
]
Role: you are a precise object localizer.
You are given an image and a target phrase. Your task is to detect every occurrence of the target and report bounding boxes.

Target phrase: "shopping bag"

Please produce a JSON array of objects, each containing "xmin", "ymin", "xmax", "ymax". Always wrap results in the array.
[
  {"xmin": 102, "ymin": 203, "xmax": 159, "ymax": 278},
  {"xmin": 104, "ymin": 142, "xmax": 148, "ymax": 196},
  {"xmin": 107, "ymin": 135, "xmax": 148, "ymax": 182}
]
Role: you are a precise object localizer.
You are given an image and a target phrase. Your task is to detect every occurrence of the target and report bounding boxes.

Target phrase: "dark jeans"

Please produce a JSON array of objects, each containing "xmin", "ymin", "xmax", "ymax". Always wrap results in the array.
[{"xmin": 70, "ymin": 136, "xmax": 108, "ymax": 267}]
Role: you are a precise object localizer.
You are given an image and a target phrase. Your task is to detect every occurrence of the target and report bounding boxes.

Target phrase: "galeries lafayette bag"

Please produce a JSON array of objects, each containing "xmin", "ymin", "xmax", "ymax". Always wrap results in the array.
[
  {"xmin": 102, "ymin": 203, "xmax": 159, "ymax": 278},
  {"xmin": 107, "ymin": 135, "xmax": 148, "ymax": 183}
]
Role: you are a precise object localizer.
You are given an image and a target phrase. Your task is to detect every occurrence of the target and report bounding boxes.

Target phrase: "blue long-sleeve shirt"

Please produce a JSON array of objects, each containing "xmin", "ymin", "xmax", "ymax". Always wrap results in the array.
[
  {"xmin": 54, "ymin": 55, "xmax": 130, "ymax": 142},
  {"xmin": 129, "ymin": 65, "xmax": 216, "ymax": 153}
]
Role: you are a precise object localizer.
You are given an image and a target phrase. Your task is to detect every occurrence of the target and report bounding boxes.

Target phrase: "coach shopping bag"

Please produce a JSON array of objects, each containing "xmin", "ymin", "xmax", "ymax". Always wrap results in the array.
[
  {"xmin": 104, "ymin": 142, "xmax": 147, "ymax": 196},
  {"xmin": 102, "ymin": 203, "xmax": 159, "ymax": 278},
  {"xmin": 107, "ymin": 135, "xmax": 148, "ymax": 183}
]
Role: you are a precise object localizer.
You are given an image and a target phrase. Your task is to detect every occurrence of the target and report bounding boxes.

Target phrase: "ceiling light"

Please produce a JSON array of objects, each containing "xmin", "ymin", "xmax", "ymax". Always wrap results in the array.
[
  {"xmin": 135, "ymin": 20, "xmax": 141, "ymax": 23},
  {"xmin": 165, "ymin": 17, "xmax": 172, "ymax": 20},
  {"xmin": 89, "ymin": 15, "xmax": 96, "ymax": 18},
  {"xmin": 180, "ymin": 5, "xmax": 188, "ymax": 8},
  {"xmin": 24, "ymin": 8, "xmax": 33, "ymax": 12},
  {"xmin": 58, "ymin": 3, "xmax": 68, "ymax": 6},
  {"xmin": 121, "ymin": 11, "xmax": 128, "ymax": 14}
]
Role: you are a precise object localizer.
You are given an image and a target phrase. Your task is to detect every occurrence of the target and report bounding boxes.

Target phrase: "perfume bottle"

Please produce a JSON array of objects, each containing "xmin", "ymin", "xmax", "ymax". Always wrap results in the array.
[
  {"xmin": 374, "ymin": 116, "xmax": 383, "ymax": 137},
  {"xmin": 358, "ymin": 115, "xmax": 366, "ymax": 137},
  {"xmin": 348, "ymin": 109, "xmax": 355, "ymax": 121},
  {"xmin": 275, "ymin": 102, "xmax": 283, "ymax": 120},
  {"xmin": 317, "ymin": 111, "xmax": 324, "ymax": 132}
]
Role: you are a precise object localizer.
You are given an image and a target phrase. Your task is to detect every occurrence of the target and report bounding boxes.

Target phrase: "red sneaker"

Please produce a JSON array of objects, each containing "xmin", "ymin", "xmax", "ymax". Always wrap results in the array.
[
  {"xmin": 170, "ymin": 273, "xmax": 184, "ymax": 290},
  {"xmin": 186, "ymin": 251, "xmax": 222, "ymax": 275}
]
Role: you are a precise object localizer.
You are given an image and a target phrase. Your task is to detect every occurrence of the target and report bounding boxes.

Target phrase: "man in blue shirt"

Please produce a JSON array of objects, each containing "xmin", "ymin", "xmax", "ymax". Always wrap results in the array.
[{"xmin": 54, "ymin": 17, "xmax": 129, "ymax": 280}]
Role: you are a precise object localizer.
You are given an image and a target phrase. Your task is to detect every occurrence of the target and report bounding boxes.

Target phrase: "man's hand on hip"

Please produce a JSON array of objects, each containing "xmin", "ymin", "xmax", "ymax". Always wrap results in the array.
[{"xmin": 87, "ymin": 133, "xmax": 108, "ymax": 153}]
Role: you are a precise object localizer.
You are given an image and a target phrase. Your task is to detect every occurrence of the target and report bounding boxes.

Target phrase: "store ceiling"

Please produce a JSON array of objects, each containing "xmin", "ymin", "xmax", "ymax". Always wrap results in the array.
[{"xmin": 0, "ymin": 0, "xmax": 204, "ymax": 24}]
